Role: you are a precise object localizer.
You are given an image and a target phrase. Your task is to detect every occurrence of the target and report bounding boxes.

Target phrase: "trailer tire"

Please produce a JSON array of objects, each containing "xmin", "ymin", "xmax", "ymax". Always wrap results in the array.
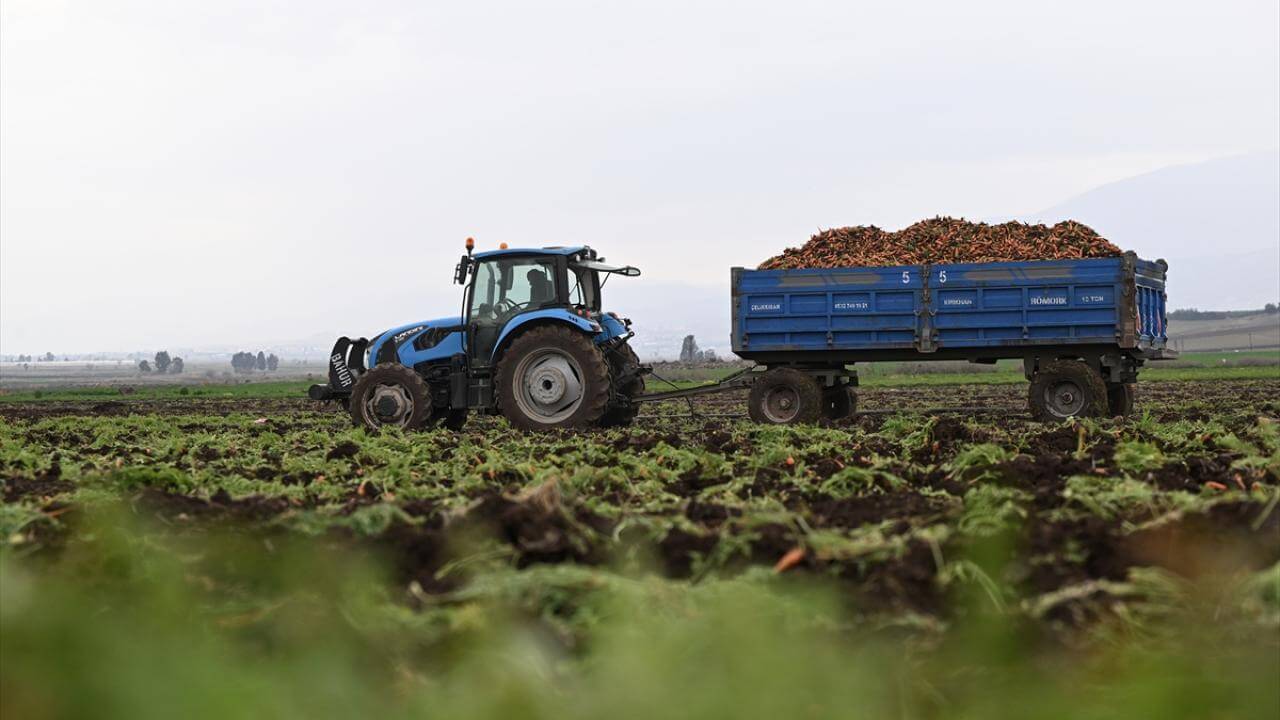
[
  {"xmin": 349, "ymin": 363, "xmax": 433, "ymax": 431},
  {"xmin": 822, "ymin": 385, "xmax": 857, "ymax": 421},
  {"xmin": 497, "ymin": 325, "xmax": 610, "ymax": 431},
  {"xmin": 1028, "ymin": 360, "xmax": 1108, "ymax": 421},
  {"xmin": 748, "ymin": 368, "xmax": 823, "ymax": 425},
  {"xmin": 598, "ymin": 342, "xmax": 645, "ymax": 428},
  {"xmin": 1106, "ymin": 383, "xmax": 1135, "ymax": 417}
]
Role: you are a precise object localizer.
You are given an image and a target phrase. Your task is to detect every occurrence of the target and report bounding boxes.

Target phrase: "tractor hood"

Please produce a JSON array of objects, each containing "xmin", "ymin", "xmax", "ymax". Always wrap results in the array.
[
  {"xmin": 375, "ymin": 316, "xmax": 463, "ymax": 345},
  {"xmin": 367, "ymin": 316, "xmax": 465, "ymax": 366}
]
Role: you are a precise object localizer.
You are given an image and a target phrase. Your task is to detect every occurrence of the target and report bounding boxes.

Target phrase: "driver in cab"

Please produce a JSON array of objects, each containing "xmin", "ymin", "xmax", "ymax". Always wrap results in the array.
[{"xmin": 527, "ymin": 268, "xmax": 553, "ymax": 308}]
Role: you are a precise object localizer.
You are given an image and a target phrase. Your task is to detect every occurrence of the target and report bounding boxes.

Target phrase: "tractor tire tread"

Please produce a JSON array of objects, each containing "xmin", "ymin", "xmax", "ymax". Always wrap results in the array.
[
  {"xmin": 348, "ymin": 363, "xmax": 433, "ymax": 431},
  {"xmin": 598, "ymin": 342, "xmax": 645, "ymax": 428},
  {"xmin": 496, "ymin": 325, "xmax": 610, "ymax": 431}
]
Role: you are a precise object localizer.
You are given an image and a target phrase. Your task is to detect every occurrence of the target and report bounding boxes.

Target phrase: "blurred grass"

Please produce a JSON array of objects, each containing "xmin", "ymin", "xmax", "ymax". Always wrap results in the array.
[{"xmin": 3, "ymin": 508, "xmax": 1277, "ymax": 720}]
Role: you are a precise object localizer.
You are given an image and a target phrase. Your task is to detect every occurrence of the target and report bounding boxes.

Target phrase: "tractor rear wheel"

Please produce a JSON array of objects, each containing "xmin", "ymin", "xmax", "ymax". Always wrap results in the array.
[
  {"xmin": 822, "ymin": 385, "xmax": 857, "ymax": 421},
  {"xmin": 1028, "ymin": 360, "xmax": 1108, "ymax": 421},
  {"xmin": 748, "ymin": 368, "xmax": 823, "ymax": 425},
  {"xmin": 349, "ymin": 363, "xmax": 433, "ymax": 431},
  {"xmin": 497, "ymin": 326, "xmax": 610, "ymax": 431},
  {"xmin": 598, "ymin": 342, "xmax": 645, "ymax": 428}
]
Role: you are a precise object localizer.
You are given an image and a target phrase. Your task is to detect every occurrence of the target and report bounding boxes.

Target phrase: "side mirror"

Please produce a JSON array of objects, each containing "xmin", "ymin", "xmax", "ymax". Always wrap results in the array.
[{"xmin": 454, "ymin": 256, "xmax": 470, "ymax": 285}]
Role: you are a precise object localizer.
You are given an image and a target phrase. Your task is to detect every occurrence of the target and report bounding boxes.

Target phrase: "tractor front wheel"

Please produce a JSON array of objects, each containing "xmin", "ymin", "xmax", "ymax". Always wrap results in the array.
[
  {"xmin": 349, "ymin": 363, "xmax": 433, "ymax": 431},
  {"xmin": 497, "ymin": 326, "xmax": 610, "ymax": 431}
]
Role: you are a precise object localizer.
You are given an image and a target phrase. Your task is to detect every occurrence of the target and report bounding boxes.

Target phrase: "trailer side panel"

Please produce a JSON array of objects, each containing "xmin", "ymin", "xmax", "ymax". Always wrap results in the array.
[{"xmin": 731, "ymin": 254, "xmax": 1169, "ymax": 361}]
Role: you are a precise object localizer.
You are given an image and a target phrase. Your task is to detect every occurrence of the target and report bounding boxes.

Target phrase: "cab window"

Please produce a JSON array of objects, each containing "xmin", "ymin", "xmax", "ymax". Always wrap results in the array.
[
  {"xmin": 568, "ymin": 266, "xmax": 599, "ymax": 311},
  {"xmin": 469, "ymin": 258, "xmax": 559, "ymax": 322}
]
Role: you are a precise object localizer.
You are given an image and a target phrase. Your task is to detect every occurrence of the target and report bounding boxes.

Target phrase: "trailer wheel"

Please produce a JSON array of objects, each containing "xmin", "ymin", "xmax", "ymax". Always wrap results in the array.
[
  {"xmin": 1106, "ymin": 383, "xmax": 1135, "ymax": 417},
  {"xmin": 598, "ymin": 342, "xmax": 645, "ymax": 428},
  {"xmin": 1028, "ymin": 360, "xmax": 1108, "ymax": 421},
  {"xmin": 349, "ymin": 363, "xmax": 433, "ymax": 431},
  {"xmin": 822, "ymin": 385, "xmax": 857, "ymax": 421},
  {"xmin": 748, "ymin": 368, "xmax": 823, "ymax": 425},
  {"xmin": 497, "ymin": 326, "xmax": 610, "ymax": 431}
]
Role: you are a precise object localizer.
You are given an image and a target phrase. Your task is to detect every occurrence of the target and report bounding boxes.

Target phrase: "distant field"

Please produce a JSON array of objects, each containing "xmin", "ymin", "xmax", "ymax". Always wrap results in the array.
[
  {"xmin": 3, "ymin": 350, "xmax": 1274, "ymax": 403},
  {"xmin": 1167, "ymin": 310, "xmax": 1280, "ymax": 352},
  {"xmin": 0, "ymin": 360, "xmax": 327, "ymax": 391},
  {"xmin": 0, "ymin": 380, "xmax": 317, "ymax": 403}
]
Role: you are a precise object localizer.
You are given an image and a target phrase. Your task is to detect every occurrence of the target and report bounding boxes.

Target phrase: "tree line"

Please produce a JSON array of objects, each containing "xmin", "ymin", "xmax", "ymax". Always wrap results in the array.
[
  {"xmin": 139, "ymin": 351, "xmax": 184, "ymax": 374},
  {"xmin": 1168, "ymin": 303, "xmax": 1278, "ymax": 321},
  {"xmin": 231, "ymin": 351, "xmax": 279, "ymax": 373},
  {"xmin": 679, "ymin": 335, "xmax": 719, "ymax": 363},
  {"xmin": 12, "ymin": 353, "xmax": 58, "ymax": 362}
]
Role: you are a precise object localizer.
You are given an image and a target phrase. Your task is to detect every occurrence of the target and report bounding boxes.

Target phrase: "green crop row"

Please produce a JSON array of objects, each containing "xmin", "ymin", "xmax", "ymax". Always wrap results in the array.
[{"xmin": 2, "ymin": 379, "xmax": 1278, "ymax": 719}]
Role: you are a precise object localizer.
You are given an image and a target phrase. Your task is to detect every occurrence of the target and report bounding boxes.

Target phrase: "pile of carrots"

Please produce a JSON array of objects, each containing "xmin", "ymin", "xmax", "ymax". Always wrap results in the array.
[{"xmin": 759, "ymin": 217, "xmax": 1123, "ymax": 270}]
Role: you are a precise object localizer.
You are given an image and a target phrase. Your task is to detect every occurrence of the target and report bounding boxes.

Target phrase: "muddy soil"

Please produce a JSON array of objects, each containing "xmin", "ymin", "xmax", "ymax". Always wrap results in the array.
[{"xmin": 3, "ymin": 377, "xmax": 1277, "ymax": 632}]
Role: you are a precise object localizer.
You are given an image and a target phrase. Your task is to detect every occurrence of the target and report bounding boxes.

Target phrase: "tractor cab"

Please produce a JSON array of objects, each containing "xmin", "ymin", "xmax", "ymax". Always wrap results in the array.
[{"xmin": 454, "ymin": 243, "xmax": 640, "ymax": 369}]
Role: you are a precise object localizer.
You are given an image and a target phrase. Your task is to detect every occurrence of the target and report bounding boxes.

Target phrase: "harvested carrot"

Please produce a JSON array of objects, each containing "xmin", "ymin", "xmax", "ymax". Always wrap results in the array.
[
  {"xmin": 759, "ymin": 217, "xmax": 1121, "ymax": 270},
  {"xmin": 1205, "ymin": 481, "xmax": 1228, "ymax": 491},
  {"xmin": 773, "ymin": 547, "xmax": 806, "ymax": 573}
]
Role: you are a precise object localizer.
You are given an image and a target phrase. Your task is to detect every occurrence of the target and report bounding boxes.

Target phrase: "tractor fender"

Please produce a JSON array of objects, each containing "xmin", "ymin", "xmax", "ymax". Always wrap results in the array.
[{"xmin": 491, "ymin": 309, "xmax": 601, "ymax": 364}]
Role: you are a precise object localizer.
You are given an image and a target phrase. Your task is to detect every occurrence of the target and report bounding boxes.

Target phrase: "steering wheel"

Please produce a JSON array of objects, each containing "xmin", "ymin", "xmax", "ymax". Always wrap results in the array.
[{"xmin": 494, "ymin": 297, "xmax": 525, "ymax": 317}]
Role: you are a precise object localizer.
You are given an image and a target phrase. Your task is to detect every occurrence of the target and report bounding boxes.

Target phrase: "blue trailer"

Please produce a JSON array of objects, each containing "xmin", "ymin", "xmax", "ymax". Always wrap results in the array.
[{"xmin": 653, "ymin": 252, "xmax": 1171, "ymax": 423}]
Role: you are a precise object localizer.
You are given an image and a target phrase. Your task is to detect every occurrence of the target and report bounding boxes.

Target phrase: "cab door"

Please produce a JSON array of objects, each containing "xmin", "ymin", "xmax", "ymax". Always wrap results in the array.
[{"xmin": 465, "ymin": 256, "xmax": 562, "ymax": 368}]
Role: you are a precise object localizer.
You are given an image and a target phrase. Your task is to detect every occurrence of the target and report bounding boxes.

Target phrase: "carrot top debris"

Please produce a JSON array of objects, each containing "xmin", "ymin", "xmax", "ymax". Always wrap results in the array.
[{"xmin": 759, "ymin": 217, "xmax": 1123, "ymax": 270}]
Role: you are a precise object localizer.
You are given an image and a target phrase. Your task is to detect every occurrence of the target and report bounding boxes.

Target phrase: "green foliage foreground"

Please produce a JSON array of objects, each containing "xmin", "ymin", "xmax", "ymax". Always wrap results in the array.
[
  {"xmin": 2, "ymin": 379, "xmax": 1278, "ymax": 718},
  {"xmin": 2, "ymin": 510, "xmax": 1277, "ymax": 720}
]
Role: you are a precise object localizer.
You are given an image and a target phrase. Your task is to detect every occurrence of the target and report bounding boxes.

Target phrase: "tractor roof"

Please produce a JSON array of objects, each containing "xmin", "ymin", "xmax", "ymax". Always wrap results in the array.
[{"xmin": 473, "ymin": 245, "xmax": 587, "ymax": 260}]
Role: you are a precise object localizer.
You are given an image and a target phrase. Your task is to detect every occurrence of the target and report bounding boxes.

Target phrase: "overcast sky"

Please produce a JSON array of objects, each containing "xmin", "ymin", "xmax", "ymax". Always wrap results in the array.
[{"xmin": 2, "ymin": 0, "xmax": 1277, "ymax": 353}]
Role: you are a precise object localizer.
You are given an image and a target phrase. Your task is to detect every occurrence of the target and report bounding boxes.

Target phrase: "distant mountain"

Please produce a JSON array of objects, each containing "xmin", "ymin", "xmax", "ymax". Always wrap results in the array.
[{"xmin": 1029, "ymin": 151, "xmax": 1279, "ymax": 310}]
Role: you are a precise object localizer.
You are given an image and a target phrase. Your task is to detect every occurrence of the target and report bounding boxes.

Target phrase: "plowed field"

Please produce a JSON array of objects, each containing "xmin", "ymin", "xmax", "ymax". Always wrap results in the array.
[{"xmin": 3, "ymin": 378, "xmax": 1278, "ymax": 718}]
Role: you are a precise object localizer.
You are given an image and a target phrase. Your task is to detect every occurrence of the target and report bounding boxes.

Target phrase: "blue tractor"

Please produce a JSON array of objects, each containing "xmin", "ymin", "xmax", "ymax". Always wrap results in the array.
[{"xmin": 310, "ymin": 240, "xmax": 646, "ymax": 432}]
